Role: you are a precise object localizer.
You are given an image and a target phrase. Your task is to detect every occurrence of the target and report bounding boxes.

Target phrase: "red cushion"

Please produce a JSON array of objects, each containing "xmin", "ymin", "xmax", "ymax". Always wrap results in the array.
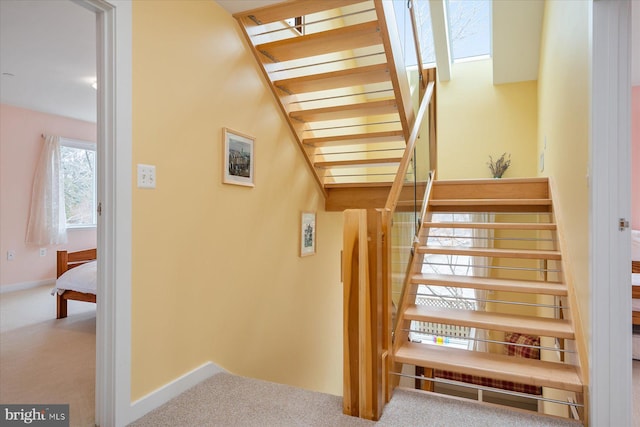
[{"xmin": 504, "ymin": 332, "xmax": 541, "ymax": 360}]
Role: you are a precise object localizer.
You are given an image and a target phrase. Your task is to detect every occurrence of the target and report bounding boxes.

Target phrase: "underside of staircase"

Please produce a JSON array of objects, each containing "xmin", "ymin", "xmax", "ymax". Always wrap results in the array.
[
  {"xmin": 392, "ymin": 177, "xmax": 587, "ymax": 423},
  {"xmin": 233, "ymin": 0, "xmax": 421, "ymax": 210}
]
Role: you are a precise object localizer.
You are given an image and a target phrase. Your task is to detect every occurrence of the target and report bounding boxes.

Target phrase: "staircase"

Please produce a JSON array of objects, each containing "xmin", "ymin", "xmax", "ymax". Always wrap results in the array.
[
  {"xmin": 232, "ymin": 0, "xmax": 426, "ymax": 208},
  {"xmin": 232, "ymin": 0, "xmax": 586, "ymax": 423},
  {"xmin": 392, "ymin": 177, "xmax": 586, "ymax": 422}
]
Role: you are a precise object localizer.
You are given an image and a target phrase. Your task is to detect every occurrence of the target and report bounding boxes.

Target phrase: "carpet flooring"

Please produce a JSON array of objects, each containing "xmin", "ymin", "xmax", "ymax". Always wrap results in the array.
[
  {"xmin": 0, "ymin": 285, "xmax": 96, "ymax": 427},
  {"xmin": 129, "ymin": 372, "xmax": 583, "ymax": 427},
  {"xmin": 2, "ymin": 285, "xmax": 640, "ymax": 427}
]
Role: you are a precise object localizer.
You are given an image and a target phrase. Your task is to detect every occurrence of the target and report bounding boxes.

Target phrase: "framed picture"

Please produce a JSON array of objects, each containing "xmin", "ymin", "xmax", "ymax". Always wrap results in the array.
[
  {"xmin": 300, "ymin": 211, "xmax": 316, "ymax": 257},
  {"xmin": 223, "ymin": 128, "xmax": 255, "ymax": 187}
]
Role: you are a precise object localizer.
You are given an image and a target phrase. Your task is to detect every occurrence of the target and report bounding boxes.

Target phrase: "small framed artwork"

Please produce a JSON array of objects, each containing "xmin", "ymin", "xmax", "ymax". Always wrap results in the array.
[
  {"xmin": 300, "ymin": 211, "xmax": 317, "ymax": 257},
  {"xmin": 223, "ymin": 128, "xmax": 255, "ymax": 187}
]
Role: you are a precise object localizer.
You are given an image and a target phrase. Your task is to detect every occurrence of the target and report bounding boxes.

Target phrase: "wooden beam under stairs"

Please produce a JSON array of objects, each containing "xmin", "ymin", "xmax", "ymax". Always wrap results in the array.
[
  {"xmin": 256, "ymin": 21, "xmax": 382, "ymax": 62},
  {"xmin": 315, "ymin": 157, "xmax": 402, "ymax": 169},
  {"xmin": 404, "ymin": 306, "xmax": 575, "ymax": 339},
  {"xmin": 274, "ymin": 63, "xmax": 391, "ymax": 94},
  {"xmin": 303, "ymin": 130, "xmax": 404, "ymax": 148},
  {"xmin": 238, "ymin": 0, "xmax": 366, "ymax": 26},
  {"xmin": 410, "ymin": 273, "xmax": 568, "ymax": 296},
  {"xmin": 290, "ymin": 99, "xmax": 397, "ymax": 122},
  {"xmin": 395, "ymin": 342, "xmax": 583, "ymax": 393}
]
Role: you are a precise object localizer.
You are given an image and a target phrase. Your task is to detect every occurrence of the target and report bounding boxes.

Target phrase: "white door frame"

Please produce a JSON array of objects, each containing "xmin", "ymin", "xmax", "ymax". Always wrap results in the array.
[
  {"xmin": 590, "ymin": 0, "xmax": 632, "ymax": 425},
  {"xmin": 73, "ymin": 1, "xmax": 132, "ymax": 425}
]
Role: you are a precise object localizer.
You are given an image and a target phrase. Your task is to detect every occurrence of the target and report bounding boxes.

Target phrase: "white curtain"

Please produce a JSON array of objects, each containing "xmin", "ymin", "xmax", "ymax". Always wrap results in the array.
[
  {"xmin": 25, "ymin": 135, "xmax": 67, "ymax": 245},
  {"xmin": 472, "ymin": 213, "xmax": 494, "ymax": 352}
]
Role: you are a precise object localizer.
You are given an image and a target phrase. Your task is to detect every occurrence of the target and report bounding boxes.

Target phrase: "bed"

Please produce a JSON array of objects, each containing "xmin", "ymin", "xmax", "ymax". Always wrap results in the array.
[
  {"xmin": 633, "ymin": 260, "xmax": 640, "ymax": 326},
  {"xmin": 53, "ymin": 248, "xmax": 97, "ymax": 319},
  {"xmin": 633, "ymin": 229, "xmax": 640, "ymax": 326}
]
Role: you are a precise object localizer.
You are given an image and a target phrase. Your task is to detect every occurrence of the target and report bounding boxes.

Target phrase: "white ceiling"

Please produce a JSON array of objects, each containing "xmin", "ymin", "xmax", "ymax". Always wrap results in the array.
[
  {"xmin": 0, "ymin": 0, "xmax": 637, "ymax": 124},
  {"xmin": 0, "ymin": 0, "xmax": 96, "ymax": 123}
]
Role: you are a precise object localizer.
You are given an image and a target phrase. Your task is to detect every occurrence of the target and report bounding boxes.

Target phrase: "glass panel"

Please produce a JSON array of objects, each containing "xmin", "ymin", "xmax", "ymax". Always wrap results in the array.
[
  {"xmin": 413, "ymin": 1, "xmax": 437, "ymax": 65},
  {"xmin": 60, "ymin": 145, "xmax": 96, "ymax": 226},
  {"xmin": 446, "ymin": 0, "xmax": 491, "ymax": 61}
]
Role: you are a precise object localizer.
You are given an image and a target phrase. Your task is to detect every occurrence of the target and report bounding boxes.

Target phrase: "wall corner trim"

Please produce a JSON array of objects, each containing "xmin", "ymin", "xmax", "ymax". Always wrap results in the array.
[{"xmin": 127, "ymin": 362, "xmax": 226, "ymax": 425}]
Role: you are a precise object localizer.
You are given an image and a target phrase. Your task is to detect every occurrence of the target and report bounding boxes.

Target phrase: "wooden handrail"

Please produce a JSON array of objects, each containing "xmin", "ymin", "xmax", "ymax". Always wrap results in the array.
[
  {"xmin": 375, "ymin": 0, "xmax": 415, "ymax": 142},
  {"xmin": 384, "ymin": 81, "xmax": 434, "ymax": 214}
]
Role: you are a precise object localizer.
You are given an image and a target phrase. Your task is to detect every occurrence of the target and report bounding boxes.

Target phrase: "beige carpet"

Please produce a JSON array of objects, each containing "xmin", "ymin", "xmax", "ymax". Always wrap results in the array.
[
  {"xmin": 3, "ymin": 286, "xmax": 640, "ymax": 426},
  {"xmin": 0, "ymin": 285, "xmax": 96, "ymax": 427},
  {"xmin": 129, "ymin": 372, "xmax": 583, "ymax": 427}
]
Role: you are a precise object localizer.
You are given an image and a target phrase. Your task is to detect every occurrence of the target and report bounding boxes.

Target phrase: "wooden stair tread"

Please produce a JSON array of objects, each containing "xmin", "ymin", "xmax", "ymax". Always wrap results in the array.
[
  {"xmin": 315, "ymin": 157, "xmax": 402, "ymax": 169},
  {"xmin": 256, "ymin": 21, "xmax": 381, "ymax": 62},
  {"xmin": 411, "ymin": 273, "xmax": 567, "ymax": 296},
  {"xmin": 424, "ymin": 221, "xmax": 556, "ymax": 230},
  {"xmin": 235, "ymin": 0, "xmax": 367, "ymax": 25},
  {"xmin": 430, "ymin": 199, "xmax": 552, "ymax": 206},
  {"xmin": 290, "ymin": 99, "xmax": 397, "ymax": 122},
  {"xmin": 416, "ymin": 246, "xmax": 562, "ymax": 260},
  {"xmin": 404, "ymin": 305, "xmax": 574, "ymax": 339},
  {"xmin": 303, "ymin": 131, "xmax": 404, "ymax": 147},
  {"xmin": 395, "ymin": 342, "xmax": 582, "ymax": 392},
  {"xmin": 275, "ymin": 63, "xmax": 390, "ymax": 94}
]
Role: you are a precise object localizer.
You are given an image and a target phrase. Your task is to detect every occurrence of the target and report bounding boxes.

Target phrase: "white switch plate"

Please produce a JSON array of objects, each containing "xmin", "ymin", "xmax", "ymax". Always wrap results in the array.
[
  {"xmin": 7, "ymin": 250, "xmax": 15, "ymax": 261},
  {"xmin": 137, "ymin": 164, "xmax": 156, "ymax": 189}
]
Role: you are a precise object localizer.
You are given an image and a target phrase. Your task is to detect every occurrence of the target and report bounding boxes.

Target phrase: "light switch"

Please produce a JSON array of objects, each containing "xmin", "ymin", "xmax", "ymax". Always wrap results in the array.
[{"xmin": 137, "ymin": 164, "xmax": 156, "ymax": 189}]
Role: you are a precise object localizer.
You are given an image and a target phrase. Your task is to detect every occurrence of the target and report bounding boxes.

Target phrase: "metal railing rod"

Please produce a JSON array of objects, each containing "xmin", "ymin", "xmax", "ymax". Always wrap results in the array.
[
  {"xmin": 412, "ymin": 293, "xmax": 566, "ymax": 310},
  {"xmin": 271, "ymin": 52, "xmax": 385, "ymax": 73},
  {"xmin": 421, "ymin": 262, "xmax": 562, "ymax": 273},
  {"xmin": 253, "ymin": 9, "xmax": 377, "ymax": 37},
  {"xmin": 390, "ymin": 372, "xmax": 583, "ymax": 407},
  {"xmin": 404, "ymin": 330, "xmax": 576, "ymax": 353},
  {"xmin": 290, "ymin": 89, "xmax": 393, "ymax": 105},
  {"xmin": 315, "ymin": 147, "xmax": 404, "ymax": 157},
  {"xmin": 427, "ymin": 235, "xmax": 556, "ymax": 243},
  {"xmin": 304, "ymin": 120, "xmax": 400, "ymax": 132}
]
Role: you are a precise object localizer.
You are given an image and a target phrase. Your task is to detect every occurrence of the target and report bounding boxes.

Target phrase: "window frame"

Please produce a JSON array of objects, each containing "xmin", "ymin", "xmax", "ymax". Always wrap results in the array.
[{"xmin": 59, "ymin": 137, "xmax": 97, "ymax": 229}]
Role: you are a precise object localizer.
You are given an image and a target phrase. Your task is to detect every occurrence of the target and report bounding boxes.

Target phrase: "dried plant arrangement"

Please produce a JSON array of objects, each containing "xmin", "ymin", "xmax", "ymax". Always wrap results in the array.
[{"xmin": 487, "ymin": 152, "xmax": 511, "ymax": 178}]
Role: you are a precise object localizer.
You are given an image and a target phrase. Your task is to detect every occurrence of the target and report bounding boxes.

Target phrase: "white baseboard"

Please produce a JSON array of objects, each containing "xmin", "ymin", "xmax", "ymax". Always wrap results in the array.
[
  {"xmin": 127, "ymin": 361, "xmax": 225, "ymax": 424},
  {"xmin": 0, "ymin": 279, "xmax": 55, "ymax": 294}
]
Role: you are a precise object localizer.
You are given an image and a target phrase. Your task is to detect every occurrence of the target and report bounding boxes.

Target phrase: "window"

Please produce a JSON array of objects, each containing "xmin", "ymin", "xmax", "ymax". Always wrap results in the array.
[
  {"xmin": 59, "ymin": 138, "xmax": 96, "ymax": 228},
  {"xmin": 446, "ymin": 0, "xmax": 492, "ymax": 61}
]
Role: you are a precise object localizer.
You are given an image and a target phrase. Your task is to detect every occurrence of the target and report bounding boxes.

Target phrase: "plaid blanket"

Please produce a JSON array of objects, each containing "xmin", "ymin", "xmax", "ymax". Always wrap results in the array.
[{"xmin": 434, "ymin": 333, "xmax": 542, "ymax": 395}]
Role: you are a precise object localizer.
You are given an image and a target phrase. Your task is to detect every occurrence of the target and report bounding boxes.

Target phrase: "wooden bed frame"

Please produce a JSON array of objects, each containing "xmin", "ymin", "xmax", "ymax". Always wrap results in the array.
[
  {"xmin": 633, "ymin": 261, "xmax": 640, "ymax": 326},
  {"xmin": 56, "ymin": 248, "xmax": 97, "ymax": 319}
]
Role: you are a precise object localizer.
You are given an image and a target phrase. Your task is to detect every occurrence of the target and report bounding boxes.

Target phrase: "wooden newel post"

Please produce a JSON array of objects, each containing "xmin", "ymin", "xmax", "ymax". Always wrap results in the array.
[{"xmin": 343, "ymin": 209, "xmax": 390, "ymax": 421}]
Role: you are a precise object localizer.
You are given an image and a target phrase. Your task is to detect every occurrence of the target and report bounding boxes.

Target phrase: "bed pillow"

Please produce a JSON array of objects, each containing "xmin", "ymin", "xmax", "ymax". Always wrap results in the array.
[
  {"xmin": 632, "ymin": 230, "xmax": 640, "ymax": 261},
  {"xmin": 55, "ymin": 260, "xmax": 97, "ymax": 294},
  {"xmin": 504, "ymin": 332, "xmax": 540, "ymax": 360}
]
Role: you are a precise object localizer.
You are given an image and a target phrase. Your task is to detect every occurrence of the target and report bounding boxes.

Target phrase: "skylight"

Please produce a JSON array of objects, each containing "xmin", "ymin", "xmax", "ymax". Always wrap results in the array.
[
  {"xmin": 446, "ymin": 0, "xmax": 492, "ymax": 61},
  {"xmin": 393, "ymin": 1, "xmax": 436, "ymax": 67}
]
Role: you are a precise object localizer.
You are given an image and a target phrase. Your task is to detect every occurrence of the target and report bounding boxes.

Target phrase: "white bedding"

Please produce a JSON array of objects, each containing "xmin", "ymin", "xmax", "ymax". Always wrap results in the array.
[{"xmin": 51, "ymin": 260, "xmax": 97, "ymax": 295}]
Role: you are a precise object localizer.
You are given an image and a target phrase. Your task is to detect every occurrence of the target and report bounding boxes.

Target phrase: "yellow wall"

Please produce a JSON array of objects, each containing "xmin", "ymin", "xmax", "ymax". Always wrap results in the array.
[
  {"xmin": 131, "ymin": 1, "xmax": 344, "ymax": 400},
  {"xmin": 436, "ymin": 60, "xmax": 538, "ymax": 179},
  {"xmin": 537, "ymin": 0, "xmax": 590, "ymax": 337}
]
